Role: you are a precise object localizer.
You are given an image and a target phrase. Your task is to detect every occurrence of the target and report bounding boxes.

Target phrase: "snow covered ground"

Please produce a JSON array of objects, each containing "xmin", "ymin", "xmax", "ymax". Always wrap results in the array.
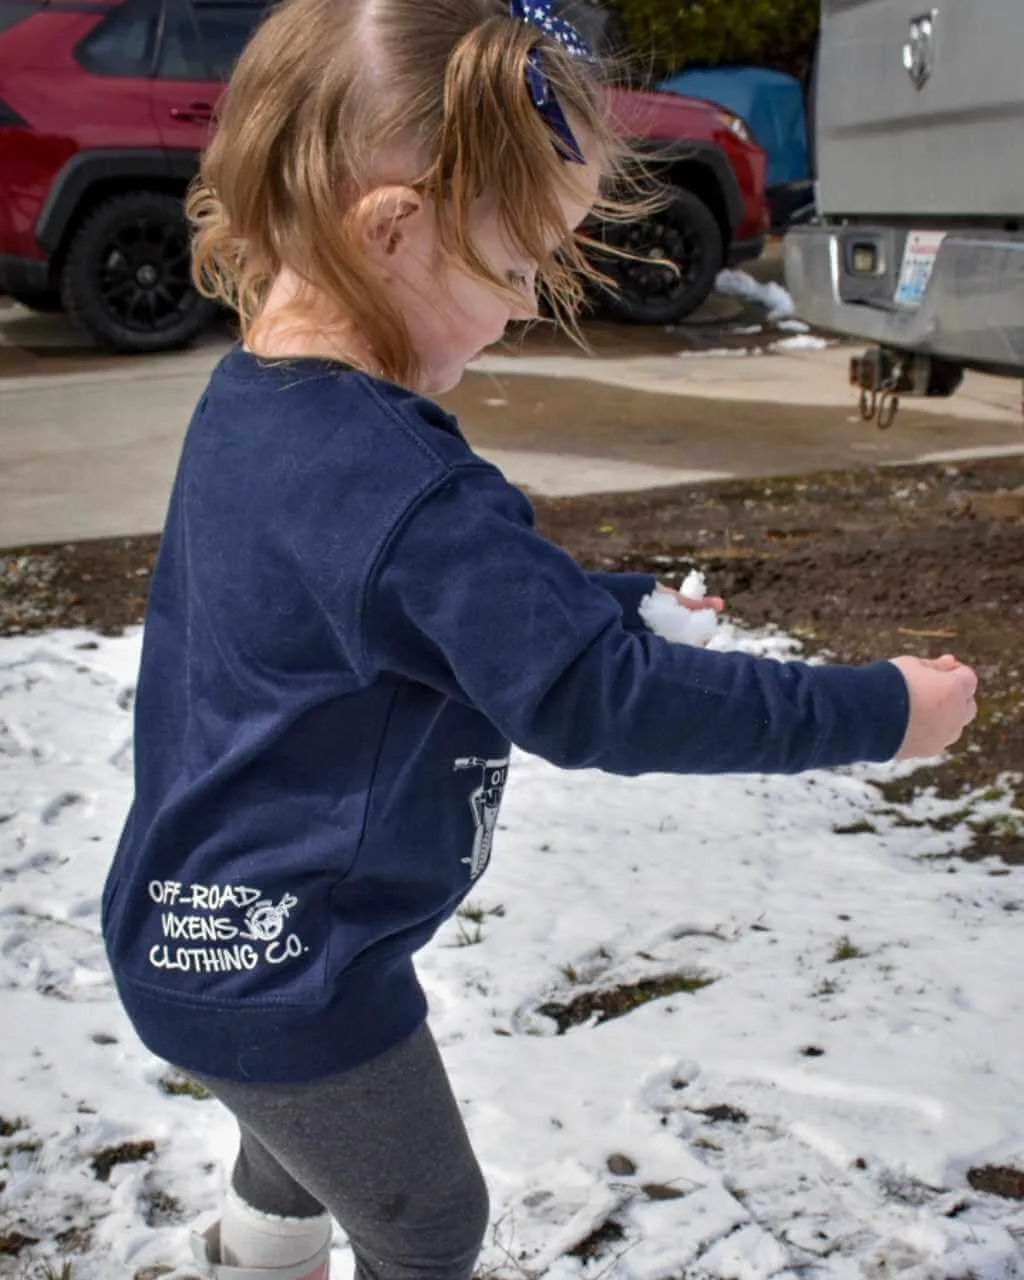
[{"xmin": 2, "ymin": 626, "xmax": 1023, "ymax": 1280}]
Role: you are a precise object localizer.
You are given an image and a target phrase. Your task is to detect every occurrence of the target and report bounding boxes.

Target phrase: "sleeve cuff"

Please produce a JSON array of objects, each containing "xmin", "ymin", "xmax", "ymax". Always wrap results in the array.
[
  {"xmin": 808, "ymin": 660, "xmax": 911, "ymax": 766},
  {"xmin": 587, "ymin": 571, "xmax": 659, "ymax": 631}
]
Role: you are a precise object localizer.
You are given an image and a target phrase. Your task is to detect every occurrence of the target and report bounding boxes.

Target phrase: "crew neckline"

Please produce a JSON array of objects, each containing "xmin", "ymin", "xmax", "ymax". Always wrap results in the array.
[{"xmin": 221, "ymin": 345, "xmax": 359, "ymax": 381}]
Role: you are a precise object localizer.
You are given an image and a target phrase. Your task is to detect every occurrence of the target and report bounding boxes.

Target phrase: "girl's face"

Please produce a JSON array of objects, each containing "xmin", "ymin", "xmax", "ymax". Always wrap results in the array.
[{"xmin": 382, "ymin": 161, "xmax": 601, "ymax": 396}]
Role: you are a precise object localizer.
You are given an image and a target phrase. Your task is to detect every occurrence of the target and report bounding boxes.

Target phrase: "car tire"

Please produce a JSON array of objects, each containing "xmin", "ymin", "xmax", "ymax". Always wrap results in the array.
[
  {"xmin": 9, "ymin": 287, "xmax": 64, "ymax": 314},
  {"xmin": 591, "ymin": 187, "xmax": 724, "ymax": 325},
  {"xmin": 60, "ymin": 190, "xmax": 216, "ymax": 353}
]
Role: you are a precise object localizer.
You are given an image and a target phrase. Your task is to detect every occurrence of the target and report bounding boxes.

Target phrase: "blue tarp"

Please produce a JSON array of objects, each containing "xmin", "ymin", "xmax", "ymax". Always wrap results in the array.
[{"xmin": 659, "ymin": 66, "xmax": 810, "ymax": 189}]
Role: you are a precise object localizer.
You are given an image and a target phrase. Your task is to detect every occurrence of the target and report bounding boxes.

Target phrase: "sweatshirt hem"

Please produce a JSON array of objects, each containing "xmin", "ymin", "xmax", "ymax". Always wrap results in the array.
[{"xmin": 114, "ymin": 960, "xmax": 428, "ymax": 1083}]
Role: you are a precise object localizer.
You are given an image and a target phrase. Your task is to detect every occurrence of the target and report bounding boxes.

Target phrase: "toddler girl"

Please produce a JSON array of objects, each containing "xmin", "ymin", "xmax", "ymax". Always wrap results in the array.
[{"xmin": 102, "ymin": 0, "xmax": 978, "ymax": 1276}]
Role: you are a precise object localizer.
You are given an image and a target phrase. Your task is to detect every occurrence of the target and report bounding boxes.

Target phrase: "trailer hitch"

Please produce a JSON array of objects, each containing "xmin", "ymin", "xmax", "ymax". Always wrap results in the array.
[{"xmin": 850, "ymin": 348, "xmax": 964, "ymax": 429}]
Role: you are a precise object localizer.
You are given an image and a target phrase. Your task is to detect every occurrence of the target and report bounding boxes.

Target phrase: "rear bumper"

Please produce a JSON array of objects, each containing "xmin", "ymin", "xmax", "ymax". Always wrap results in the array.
[
  {"xmin": 0, "ymin": 253, "xmax": 51, "ymax": 297},
  {"xmin": 784, "ymin": 224, "xmax": 1024, "ymax": 376}
]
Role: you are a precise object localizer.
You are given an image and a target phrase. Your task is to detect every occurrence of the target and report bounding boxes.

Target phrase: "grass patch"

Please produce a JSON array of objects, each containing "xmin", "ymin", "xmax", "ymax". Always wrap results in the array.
[
  {"xmin": 157, "ymin": 1072, "xmax": 211, "ymax": 1101},
  {"xmin": 34, "ymin": 1264, "xmax": 75, "ymax": 1280},
  {"xmin": 54, "ymin": 1226, "xmax": 92, "ymax": 1252},
  {"xmin": 692, "ymin": 1103, "xmax": 748, "ymax": 1124},
  {"xmin": 832, "ymin": 820, "xmax": 876, "ymax": 836},
  {"xmin": 8, "ymin": 1139, "xmax": 42, "ymax": 1157},
  {"xmin": 456, "ymin": 902, "xmax": 488, "ymax": 925},
  {"xmin": 452, "ymin": 919, "xmax": 483, "ymax": 948},
  {"xmin": 537, "ymin": 971, "xmax": 715, "ymax": 1034},
  {"xmin": 89, "ymin": 1140, "xmax": 156, "ymax": 1183},
  {"xmin": 451, "ymin": 902, "xmax": 505, "ymax": 948},
  {"xmin": 0, "ymin": 1231, "xmax": 39, "ymax": 1257},
  {"xmin": 141, "ymin": 1185, "xmax": 186, "ymax": 1228},
  {"xmin": 962, "ymin": 814, "xmax": 1024, "ymax": 866},
  {"xmin": 567, "ymin": 1218, "xmax": 626, "ymax": 1261},
  {"xmin": 0, "ymin": 1117, "xmax": 26, "ymax": 1138},
  {"xmin": 829, "ymin": 935, "xmax": 868, "ymax": 963},
  {"xmin": 640, "ymin": 1182, "xmax": 688, "ymax": 1201},
  {"xmin": 456, "ymin": 901, "xmax": 505, "ymax": 924},
  {"xmin": 967, "ymin": 1164, "xmax": 1024, "ymax": 1200}
]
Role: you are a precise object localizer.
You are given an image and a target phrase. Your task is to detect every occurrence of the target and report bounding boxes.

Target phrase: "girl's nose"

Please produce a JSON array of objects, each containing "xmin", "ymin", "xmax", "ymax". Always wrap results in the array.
[{"xmin": 510, "ymin": 292, "xmax": 539, "ymax": 322}]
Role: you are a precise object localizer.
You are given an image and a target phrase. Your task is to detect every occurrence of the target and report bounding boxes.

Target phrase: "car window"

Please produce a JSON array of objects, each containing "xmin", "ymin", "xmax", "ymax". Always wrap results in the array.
[
  {"xmin": 75, "ymin": 0, "xmax": 159, "ymax": 77},
  {"xmin": 192, "ymin": 2, "xmax": 264, "ymax": 79},
  {"xmin": 0, "ymin": 1, "xmax": 39, "ymax": 36},
  {"xmin": 156, "ymin": 0, "xmax": 207, "ymax": 79},
  {"xmin": 156, "ymin": 0, "xmax": 263, "ymax": 80}
]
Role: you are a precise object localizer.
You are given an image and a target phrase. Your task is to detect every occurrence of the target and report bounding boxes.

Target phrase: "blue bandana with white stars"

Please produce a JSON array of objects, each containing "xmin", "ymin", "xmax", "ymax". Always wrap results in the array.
[{"xmin": 509, "ymin": 0, "xmax": 592, "ymax": 163}]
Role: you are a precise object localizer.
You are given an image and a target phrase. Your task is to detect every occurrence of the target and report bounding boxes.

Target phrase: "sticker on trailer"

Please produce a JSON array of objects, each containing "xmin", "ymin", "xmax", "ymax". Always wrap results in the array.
[{"xmin": 894, "ymin": 231, "xmax": 946, "ymax": 309}]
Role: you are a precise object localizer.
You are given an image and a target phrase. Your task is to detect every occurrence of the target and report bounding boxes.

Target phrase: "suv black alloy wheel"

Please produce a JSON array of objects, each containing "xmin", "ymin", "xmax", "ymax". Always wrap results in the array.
[
  {"xmin": 60, "ymin": 189, "xmax": 216, "ymax": 353},
  {"xmin": 592, "ymin": 187, "xmax": 724, "ymax": 326}
]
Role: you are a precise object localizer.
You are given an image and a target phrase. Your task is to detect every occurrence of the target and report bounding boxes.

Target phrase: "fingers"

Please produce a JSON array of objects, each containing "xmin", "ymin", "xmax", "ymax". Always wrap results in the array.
[
  {"xmin": 679, "ymin": 595, "xmax": 725, "ymax": 613},
  {"xmin": 919, "ymin": 654, "xmax": 960, "ymax": 672},
  {"xmin": 953, "ymin": 664, "xmax": 979, "ymax": 699},
  {"xmin": 915, "ymin": 654, "xmax": 978, "ymax": 698}
]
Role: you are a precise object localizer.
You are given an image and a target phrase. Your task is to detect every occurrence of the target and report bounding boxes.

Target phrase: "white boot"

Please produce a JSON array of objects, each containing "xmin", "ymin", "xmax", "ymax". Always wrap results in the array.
[{"xmin": 188, "ymin": 1215, "xmax": 331, "ymax": 1280}]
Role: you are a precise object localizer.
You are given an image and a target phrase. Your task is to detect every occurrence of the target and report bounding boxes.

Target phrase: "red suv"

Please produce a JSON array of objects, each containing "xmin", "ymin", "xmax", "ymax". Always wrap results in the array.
[{"xmin": 0, "ymin": 0, "xmax": 767, "ymax": 352}]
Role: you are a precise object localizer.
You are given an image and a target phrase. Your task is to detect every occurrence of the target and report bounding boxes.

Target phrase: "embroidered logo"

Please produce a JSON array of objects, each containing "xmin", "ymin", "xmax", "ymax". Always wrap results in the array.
[
  {"xmin": 453, "ymin": 755, "xmax": 510, "ymax": 879},
  {"xmin": 146, "ymin": 881, "xmax": 309, "ymax": 973},
  {"xmin": 240, "ymin": 893, "xmax": 298, "ymax": 943}
]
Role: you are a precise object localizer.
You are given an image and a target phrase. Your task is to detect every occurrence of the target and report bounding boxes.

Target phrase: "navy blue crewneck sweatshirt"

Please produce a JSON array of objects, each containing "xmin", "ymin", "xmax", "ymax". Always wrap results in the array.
[{"xmin": 103, "ymin": 348, "xmax": 909, "ymax": 1082}]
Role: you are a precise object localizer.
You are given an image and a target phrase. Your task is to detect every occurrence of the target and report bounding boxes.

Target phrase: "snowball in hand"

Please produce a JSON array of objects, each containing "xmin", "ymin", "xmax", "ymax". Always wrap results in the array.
[
  {"xmin": 680, "ymin": 570, "xmax": 707, "ymax": 600},
  {"xmin": 639, "ymin": 570, "xmax": 719, "ymax": 647}
]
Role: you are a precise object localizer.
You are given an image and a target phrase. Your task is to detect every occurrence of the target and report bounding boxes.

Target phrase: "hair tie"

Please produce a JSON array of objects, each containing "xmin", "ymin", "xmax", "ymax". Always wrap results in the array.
[{"xmin": 509, "ymin": 0, "xmax": 591, "ymax": 163}]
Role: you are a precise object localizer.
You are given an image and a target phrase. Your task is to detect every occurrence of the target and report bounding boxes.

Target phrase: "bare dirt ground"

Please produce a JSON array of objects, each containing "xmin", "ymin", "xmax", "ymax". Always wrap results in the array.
[{"xmin": 3, "ymin": 455, "xmax": 1022, "ymax": 852}]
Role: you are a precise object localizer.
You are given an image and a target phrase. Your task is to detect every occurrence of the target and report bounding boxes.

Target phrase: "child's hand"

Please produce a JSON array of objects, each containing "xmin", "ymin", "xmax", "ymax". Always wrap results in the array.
[
  {"xmin": 889, "ymin": 654, "xmax": 979, "ymax": 760},
  {"xmin": 657, "ymin": 584, "xmax": 726, "ymax": 614}
]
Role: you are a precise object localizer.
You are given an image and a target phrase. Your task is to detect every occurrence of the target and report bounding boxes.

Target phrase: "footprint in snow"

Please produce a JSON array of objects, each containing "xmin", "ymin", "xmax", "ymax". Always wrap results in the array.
[
  {"xmin": 0, "ymin": 849, "xmax": 66, "ymax": 880},
  {"xmin": 41, "ymin": 790, "xmax": 87, "ymax": 825},
  {"xmin": 634, "ymin": 1061, "xmax": 999, "ymax": 1273}
]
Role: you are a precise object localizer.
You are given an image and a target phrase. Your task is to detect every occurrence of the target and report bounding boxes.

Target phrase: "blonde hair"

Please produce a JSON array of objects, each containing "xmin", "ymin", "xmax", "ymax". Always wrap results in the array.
[{"xmin": 189, "ymin": 0, "xmax": 655, "ymax": 388}]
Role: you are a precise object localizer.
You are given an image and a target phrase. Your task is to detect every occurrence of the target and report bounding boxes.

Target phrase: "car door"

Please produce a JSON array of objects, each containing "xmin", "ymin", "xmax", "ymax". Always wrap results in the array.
[
  {"xmin": 66, "ymin": 0, "xmax": 162, "ymax": 151},
  {"xmin": 151, "ymin": 0, "xmax": 265, "ymax": 155}
]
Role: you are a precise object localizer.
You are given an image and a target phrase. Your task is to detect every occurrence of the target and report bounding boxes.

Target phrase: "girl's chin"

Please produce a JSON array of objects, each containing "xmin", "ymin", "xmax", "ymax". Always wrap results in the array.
[
  {"xmin": 421, "ymin": 366, "xmax": 466, "ymax": 397},
  {"xmin": 421, "ymin": 346, "xmax": 493, "ymax": 395}
]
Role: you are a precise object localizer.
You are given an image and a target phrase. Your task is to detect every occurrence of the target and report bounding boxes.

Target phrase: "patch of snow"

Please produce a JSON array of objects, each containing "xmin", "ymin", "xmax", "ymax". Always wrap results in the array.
[
  {"xmin": 1, "ymin": 629, "xmax": 1023, "ymax": 1279},
  {"xmin": 769, "ymin": 334, "xmax": 833, "ymax": 353},
  {"xmin": 775, "ymin": 319, "xmax": 811, "ymax": 335},
  {"xmin": 677, "ymin": 348, "xmax": 752, "ymax": 359},
  {"xmin": 715, "ymin": 270, "xmax": 795, "ymax": 322}
]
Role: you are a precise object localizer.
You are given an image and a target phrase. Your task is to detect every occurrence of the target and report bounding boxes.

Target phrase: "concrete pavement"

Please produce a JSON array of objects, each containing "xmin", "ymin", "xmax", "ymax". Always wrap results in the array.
[{"xmin": 2, "ymin": 301, "xmax": 1023, "ymax": 548}]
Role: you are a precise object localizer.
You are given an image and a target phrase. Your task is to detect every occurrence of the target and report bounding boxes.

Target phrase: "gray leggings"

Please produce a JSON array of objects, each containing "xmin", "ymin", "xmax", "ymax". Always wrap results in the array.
[{"xmin": 193, "ymin": 1024, "xmax": 489, "ymax": 1280}]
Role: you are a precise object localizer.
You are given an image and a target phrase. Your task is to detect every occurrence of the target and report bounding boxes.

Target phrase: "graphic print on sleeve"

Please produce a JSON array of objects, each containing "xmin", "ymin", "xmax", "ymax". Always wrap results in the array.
[{"xmin": 453, "ymin": 755, "xmax": 510, "ymax": 879}]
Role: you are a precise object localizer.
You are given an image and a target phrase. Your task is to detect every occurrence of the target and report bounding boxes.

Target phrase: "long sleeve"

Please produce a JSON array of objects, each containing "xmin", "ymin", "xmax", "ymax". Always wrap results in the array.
[
  {"xmin": 362, "ymin": 465, "xmax": 909, "ymax": 776},
  {"xmin": 586, "ymin": 571, "xmax": 658, "ymax": 631}
]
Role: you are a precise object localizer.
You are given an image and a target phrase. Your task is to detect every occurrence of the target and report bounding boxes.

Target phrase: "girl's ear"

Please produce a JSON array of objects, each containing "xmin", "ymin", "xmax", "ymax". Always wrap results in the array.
[{"xmin": 355, "ymin": 186, "xmax": 425, "ymax": 265}]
